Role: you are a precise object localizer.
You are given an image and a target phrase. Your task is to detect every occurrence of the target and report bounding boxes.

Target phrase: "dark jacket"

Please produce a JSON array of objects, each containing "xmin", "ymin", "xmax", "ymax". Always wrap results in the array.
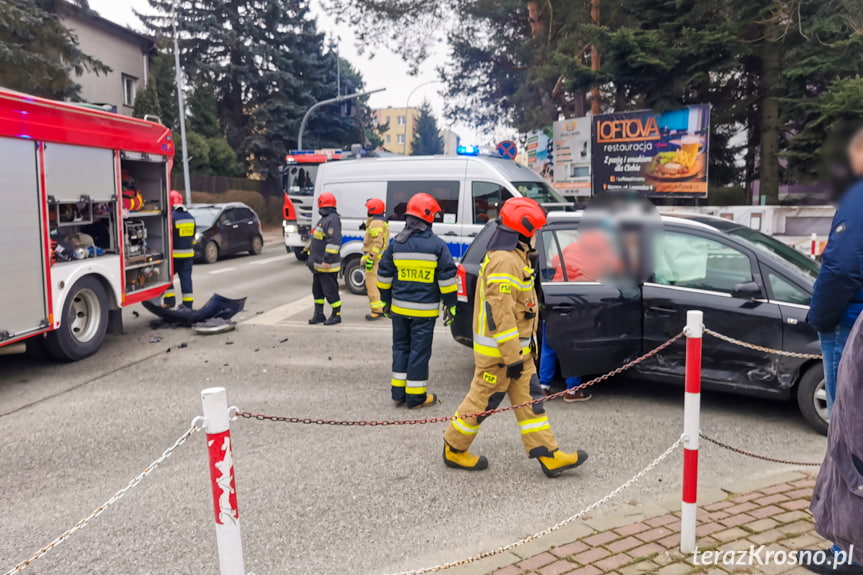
[
  {"xmin": 309, "ymin": 208, "xmax": 342, "ymax": 273},
  {"xmin": 376, "ymin": 225, "xmax": 457, "ymax": 318},
  {"xmin": 809, "ymin": 180, "xmax": 863, "ymax": 332},
  {"xmin": 171, "ymin": 208, "xmax": 196, "ymax": 259},
  {"xmin": 810, "ymin": 311, "xmax": 863, "ymax": 564}
]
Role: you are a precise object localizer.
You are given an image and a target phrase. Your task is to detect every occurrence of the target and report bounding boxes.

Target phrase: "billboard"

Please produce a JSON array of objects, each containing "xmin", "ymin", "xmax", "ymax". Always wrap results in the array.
[
  {"xmin": 552, "ymin": 117, "xmax": 591, "ymax": 196},
  {"xmin": 525, "ymin": 128, "xmax": 554, "ymax": 183},
  {"xmin": 591, "ymin": 105, "xmax": 710, "ymax": 198}
]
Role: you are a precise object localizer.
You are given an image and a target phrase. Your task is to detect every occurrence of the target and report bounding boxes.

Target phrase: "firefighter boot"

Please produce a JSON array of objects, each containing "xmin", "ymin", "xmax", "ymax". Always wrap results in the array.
[
  {"xmin": 324, "ymin": 310, "xmax": 342, "ymax": 326},
  {"xmin": 408, "ymin": 392, "xmax": 439, "ymax": 409},
  {"xmin": 538, "ymin": 449, "xmax": 589, "ymax": 478},
  {"xmin": 308, "ymin": 304, "xmax": 326, "ymax": 325},
  {"xmin": 443, "ymin": 444, "xmax": 488, "ymax": 471}
]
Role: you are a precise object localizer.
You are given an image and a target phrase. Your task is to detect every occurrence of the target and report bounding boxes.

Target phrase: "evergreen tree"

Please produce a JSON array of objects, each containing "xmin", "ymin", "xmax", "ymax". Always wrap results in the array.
[
  {"xmin": 411, "ymin": 101, "xmax": 444, "ymax": 155},
  {"xmin": 132, "ymin": 82, "xmax": 162, "ymax": 120},
  {"xmin": 0, "ymin": 0, "xmax": 109, "ymax": 99},
  {"xmin": 148, "ymin": 47, "xmax": 178, "ymax": 131}
]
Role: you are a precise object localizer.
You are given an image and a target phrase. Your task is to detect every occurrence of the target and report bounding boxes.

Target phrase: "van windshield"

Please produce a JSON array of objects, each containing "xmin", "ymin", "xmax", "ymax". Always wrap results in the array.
[{"xmin": 511, "ymin": 181, "xmax": 567, "ymax": 205}]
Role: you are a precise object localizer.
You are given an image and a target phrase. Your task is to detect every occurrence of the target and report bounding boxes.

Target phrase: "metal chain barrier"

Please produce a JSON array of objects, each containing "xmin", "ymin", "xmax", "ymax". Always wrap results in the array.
[
  {"xmin": 704, "ymin": 328, "xmax": 823, "ymax": 360},
  {"xmin": 237, "ymin": 332, "xmax": 684, "ymax": 427},
  {"xmin": 385, "ymin": 435, "xmax": 684, "ymax": 575},
  {"xmin": 2, "ymin": 418, "xmax": 204, "ymax": 575},
  {"xmin": 700, "ymin": 433, "xmax": 822, "ymax": 467}
]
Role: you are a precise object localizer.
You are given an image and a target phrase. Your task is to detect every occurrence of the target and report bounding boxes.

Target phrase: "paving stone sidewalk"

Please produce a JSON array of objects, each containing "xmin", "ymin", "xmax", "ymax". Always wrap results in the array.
[{"xmin": 480, "ymin": 472, "xmax": 825, "ymax": 575}]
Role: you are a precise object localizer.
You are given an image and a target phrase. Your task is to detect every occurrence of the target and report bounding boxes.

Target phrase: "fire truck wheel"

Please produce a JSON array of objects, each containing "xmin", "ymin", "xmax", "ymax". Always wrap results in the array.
[
  {"xmin": 249, "ymin": 235, "xmax": 263, "ymax": 255},
  {"xmin": 204, "ymin": 241, "xmax": 219, "ymax": 264},
  {"xmin": 343, "ymin": 256, "xmax": 367, "ymax": 295},
  {"xmin": 45, "ymin": 276, "xmax": 109, "ymax": 362},
  {"xmin": 292, "ymin": 246, "xmax": 308, "ymax": 261}
]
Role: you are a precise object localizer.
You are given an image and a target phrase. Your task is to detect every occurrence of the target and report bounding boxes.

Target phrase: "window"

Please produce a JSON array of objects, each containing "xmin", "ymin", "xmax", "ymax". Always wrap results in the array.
[
  {"xmin": 510, "ymin": 181, "xmax": 566, "ymax": 204},
  {"xmin": 540, "ymin": 228, "xmax": 618, "ymax": 283},
  {"xmin": 653, "ymin": 231, "xmax": 753, "ymax": 294},
  {"xmin": 767, "ymin": 272, "xmax": 810, "ymax": 306},
  {"xmin": 472, "ymin": 181, "xmax": 513, "ymax": 224},
  {"xmin": 234, "ymin": 207, "xmax": 254, "ymax": 221},
  {"xmin": 397, "ymin": 134, "xmax": 406, "ymax": 144},
  {"xmin": 386, "ymin": 181, "xmax": 460, "ymax": 222},
  {"xmin": 122, "ymin": 75, "xmax": 137, "ymax": 107},
  {"xmin": 386, "ymin": 135, "xmax": 391, "ymax": 143},
  {"xmin": 397, "ymin": 115, "xmax": 406, "ymax": 126},
  {"xmin": 220, "ymin": 209, "xmax": 236, "ymax": 225},
  {"xmin": 571, "ymin": 166, "xmax": 590, "ymax": 178}
]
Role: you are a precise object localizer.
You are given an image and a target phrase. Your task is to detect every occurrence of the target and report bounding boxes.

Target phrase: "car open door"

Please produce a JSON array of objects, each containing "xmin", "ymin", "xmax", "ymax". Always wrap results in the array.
[{"xmin": 537, "ymin": 226, "xmax": 642, "ymax": 377}]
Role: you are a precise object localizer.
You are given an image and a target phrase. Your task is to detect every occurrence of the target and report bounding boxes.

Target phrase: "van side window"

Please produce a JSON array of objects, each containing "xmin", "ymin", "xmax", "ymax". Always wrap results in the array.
[
  {"xmin": 472, "ymin": 182, "xmax": 513, "ymax": 224},
  {"xmin": 386, "ymin": 181, "xmax": 460, "ymax": 222}
]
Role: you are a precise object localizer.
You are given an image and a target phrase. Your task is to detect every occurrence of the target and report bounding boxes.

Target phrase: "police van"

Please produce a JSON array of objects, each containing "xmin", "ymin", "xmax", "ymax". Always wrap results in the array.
[{"xmin": 312, "ymin": 148, "xmax": 571, "ymax": 294}]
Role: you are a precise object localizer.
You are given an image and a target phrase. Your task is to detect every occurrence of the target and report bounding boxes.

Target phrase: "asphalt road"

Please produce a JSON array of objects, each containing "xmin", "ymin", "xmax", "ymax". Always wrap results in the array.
[{"xmin": 0, "ymin": 240, "xmax": 827, "ymax": 575}]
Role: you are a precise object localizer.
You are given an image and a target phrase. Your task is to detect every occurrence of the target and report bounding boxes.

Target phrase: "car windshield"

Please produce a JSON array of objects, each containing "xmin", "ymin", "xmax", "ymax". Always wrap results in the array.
[
  {"xmin": 730, "ymin": 227, "xmax": 820, "ymax": 280},
  {"xmin": 511, "ymin": 181, "xmax": 567, "ymax": 206},
  {"xmin": 188, "ymin": 207, "xmax": 221, "ymax": 229}
]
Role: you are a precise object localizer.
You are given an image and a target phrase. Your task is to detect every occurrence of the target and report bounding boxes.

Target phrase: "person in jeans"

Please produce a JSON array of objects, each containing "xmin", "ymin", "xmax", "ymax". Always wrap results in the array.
[
  {"xmin": 808, "ymin": 128, "xmax": 863, "ymax": 418},
  {"xmin": 538, "ymin": 322, "xmax": 590, "ymax": 402}
]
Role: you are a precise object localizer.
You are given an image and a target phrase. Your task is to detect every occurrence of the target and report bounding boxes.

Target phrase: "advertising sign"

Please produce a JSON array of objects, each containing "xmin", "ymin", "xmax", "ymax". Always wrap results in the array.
[
  {"xmin": 591, "ymin": 105, "xmax": 710, "ymax": 198},
  {"xmin": 525, "ymin": 128, "xmax": 554, "ymax": 183},
  {"xmin": 553, "ymin": 117, "xmax": 591, "ymax": 196}
]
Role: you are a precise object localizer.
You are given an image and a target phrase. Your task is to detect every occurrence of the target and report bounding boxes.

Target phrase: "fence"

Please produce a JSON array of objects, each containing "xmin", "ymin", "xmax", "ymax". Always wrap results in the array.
[{"xmin": 2, "ymin": 314, "xmax": 826, "ymax": 575}]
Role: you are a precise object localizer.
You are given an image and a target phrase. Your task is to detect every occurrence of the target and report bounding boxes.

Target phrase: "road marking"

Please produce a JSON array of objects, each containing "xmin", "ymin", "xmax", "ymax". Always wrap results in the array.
[
  {"xmin": 244, "ymin": 295, "xmax": 315, "ymax": 326},
  {"xmin": 209, "ymin": 267, "xmax": 237, "ymax": 275},
  {"xmin": 250, "ymin": 256, "xmax": 286, "ymax": 265}
]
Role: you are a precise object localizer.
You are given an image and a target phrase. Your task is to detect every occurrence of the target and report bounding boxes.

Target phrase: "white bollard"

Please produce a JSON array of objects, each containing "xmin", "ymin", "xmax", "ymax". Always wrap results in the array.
[
  {"xmin": 810, "ymin": 233, "xmax": 818, "ymax": 260},
  {"xmin": 680, "ymin": 311, "xmax": 702, "ymax": 555},
  {"xmin": 201, "ymin": 387, "xmax": 246, "ymax": 575}
]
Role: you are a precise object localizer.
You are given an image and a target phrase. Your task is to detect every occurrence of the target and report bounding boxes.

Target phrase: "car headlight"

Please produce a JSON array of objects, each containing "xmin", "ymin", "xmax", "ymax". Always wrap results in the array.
[
  {"xmin": 284, "ymin": 224, "xmax": 298, "ymax": 233},
  {"xmin": 194, "ymin": 232, "xmax": 202, "ymax": 244}
]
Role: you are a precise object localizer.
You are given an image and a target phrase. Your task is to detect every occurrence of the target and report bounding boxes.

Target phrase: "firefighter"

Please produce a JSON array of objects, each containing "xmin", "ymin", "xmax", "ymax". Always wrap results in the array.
[
  {"xmin": 377, "ymin": 193, "xmax": 458, "ymax": 408},
  {"xmin": 443, "ymin": 197, "xmax": 589, "ymax": 477},
  {"xmin": 362, "ymin": 198, "xmax": 390, "ymax": 321},
  {"xmin": 308, "ymin": 192, "xmax": 343, "ymax": 326},
  {"xmin": 162, "ymin": 190, "xmax": 196, "ymax": 310}
]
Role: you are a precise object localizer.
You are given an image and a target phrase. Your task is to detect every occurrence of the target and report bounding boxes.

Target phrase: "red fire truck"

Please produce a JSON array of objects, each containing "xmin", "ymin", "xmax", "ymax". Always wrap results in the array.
[{"xmin": 0, "ymin": 89, "xmax": 176, "ymax": 361}]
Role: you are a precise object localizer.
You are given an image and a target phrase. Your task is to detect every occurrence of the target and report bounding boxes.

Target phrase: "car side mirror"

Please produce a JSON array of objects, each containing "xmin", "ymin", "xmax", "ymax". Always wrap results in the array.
[{"xmin": 731, "ymin": 281, "xmax": 762, "ymax": 300}]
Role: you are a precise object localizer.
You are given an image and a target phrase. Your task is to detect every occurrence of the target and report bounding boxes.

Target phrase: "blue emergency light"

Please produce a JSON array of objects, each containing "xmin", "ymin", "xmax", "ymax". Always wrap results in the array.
[{"xmin": 457, "ymin": 145, "xmax": 480, "ymax": 156}]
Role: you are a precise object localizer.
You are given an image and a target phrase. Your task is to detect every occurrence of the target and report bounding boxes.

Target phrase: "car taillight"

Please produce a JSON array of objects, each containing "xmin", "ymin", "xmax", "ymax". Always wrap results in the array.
[{"xmin": 456, "ymin": 264, "xmax": 468, "ymax": 302}]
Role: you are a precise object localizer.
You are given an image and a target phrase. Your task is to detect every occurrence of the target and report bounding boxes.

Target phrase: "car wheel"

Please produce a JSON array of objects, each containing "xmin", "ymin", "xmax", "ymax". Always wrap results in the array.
[
  {"xmin": 796, "ymin": 363, "xmax": 829, "ymax": 435},
  {"xmin": 204, "ymin": 241, "xmax": 219, "ymax": 264},
  {"xmin": 44, "ymin": 276, "xmax": 109, "ymax": 361},
  {"xmin": 292, "ymin": 247, "xmax": 308, "ymax": 261},
  {"xmin": 249, "ymin": 235, "xmax": 263, "ymax": 255},
  {"xmin": 343, "ymin": 256, "xmax": 366, "ymax": 295}
]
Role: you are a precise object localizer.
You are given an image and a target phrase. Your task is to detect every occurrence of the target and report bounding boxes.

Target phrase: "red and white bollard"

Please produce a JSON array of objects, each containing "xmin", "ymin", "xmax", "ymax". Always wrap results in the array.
[
  {"xmin": 680, "ymin": 310, "xmax": 702, "ymax": 555},
  {"xmin": 810, "ymin": 233, "xmax": 818, "ymax": 260},
  {"xmin": 201, "ymin": 387, "xmax": 246, "ymax": 575}
]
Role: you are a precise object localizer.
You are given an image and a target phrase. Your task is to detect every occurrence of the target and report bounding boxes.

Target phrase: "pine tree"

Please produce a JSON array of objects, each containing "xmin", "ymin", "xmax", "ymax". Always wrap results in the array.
[
  {"xmin": 411, "ymin": 101, "xmax": 444, "ymax": 155},
  {"xmin": 132, "ymin": 82, "xmax": 162, "ymax": 120},
  {"xmin": 0, "ymin": 0, "xmax": 109, "ymax": 99}
]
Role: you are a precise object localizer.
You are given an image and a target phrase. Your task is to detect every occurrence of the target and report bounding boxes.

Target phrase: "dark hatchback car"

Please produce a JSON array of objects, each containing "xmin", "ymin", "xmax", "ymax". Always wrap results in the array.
[
  {"xmin": 451, "ymin": 212, "xmax": 828, "ymax": 434},
  {"xmin": 188, "ymin": 203, "xmax": 264, "ymax": 264}
]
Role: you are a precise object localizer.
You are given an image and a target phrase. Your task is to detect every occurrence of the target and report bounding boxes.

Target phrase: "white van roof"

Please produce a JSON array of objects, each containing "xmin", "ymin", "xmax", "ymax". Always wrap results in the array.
[{"xmin": 317, "ymin": 155, "xmax": 547, "ymax": 184}]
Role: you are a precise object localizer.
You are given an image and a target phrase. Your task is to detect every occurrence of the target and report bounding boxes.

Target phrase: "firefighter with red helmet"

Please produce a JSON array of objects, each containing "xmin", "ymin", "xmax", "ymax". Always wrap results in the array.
[
  {"xmin": 162, "ymin": 190, "xmax": 196, "ymax": 309},
  {"xmin": 362, "ymin": 198, "xmax": 390, "ymax": 321},
  {"xmin": 443, "ymin": 197, "xmax": 589, "ymax": 477},
  {"xmin": 377, "ymin": 193, "xmax": 458, "ymax": 408},
  {"xmin": 308, "ymin": 192, "xmax": 343, "ymax": 325}
]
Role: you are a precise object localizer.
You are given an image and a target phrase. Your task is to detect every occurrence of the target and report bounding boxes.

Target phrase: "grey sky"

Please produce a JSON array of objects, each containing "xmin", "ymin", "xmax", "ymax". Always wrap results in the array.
[{"xmin": 87, "ymin": 0, "xmax": 490, "ymax": 145}]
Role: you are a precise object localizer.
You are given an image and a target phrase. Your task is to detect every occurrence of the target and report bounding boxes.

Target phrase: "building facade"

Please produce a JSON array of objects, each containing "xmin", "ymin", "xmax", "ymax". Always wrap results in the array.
[
  {"xmin": 60, "ymin": 5, "xmax": 155, "ymax": 116},
  {"xmin": 375, "ymin": 107, "xmax": 419, "ymax": 155}
]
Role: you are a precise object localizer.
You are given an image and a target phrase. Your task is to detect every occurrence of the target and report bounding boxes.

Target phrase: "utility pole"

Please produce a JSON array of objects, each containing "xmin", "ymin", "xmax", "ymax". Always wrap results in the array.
[
  {"xmin": 591, "ymin": 0, "xmax": 601, "ymax": 115},
  {"xmin": 172, "ymin": 0, "xmax": 192, "ymax": 206}
]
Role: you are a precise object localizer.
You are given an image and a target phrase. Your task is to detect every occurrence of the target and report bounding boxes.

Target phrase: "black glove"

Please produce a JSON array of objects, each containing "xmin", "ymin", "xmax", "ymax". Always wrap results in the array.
[
  {"xmin": 506, "ymin": 360, "xmax": 524, "ymax": 380},
  {"xmin": 443, "ymin": 305, "xmax": 457, "ymax": 327},
  {"xmin": 381, "ymin": 303, "xmax": 391, "ymax": 318}
]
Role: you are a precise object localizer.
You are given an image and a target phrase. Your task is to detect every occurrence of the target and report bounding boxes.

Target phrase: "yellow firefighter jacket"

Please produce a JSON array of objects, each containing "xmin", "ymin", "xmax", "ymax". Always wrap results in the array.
[
  {"xmin": 363, "ymin": 217, "xmax": 389, "ymax": 260},
  {"xmin": 472, "ymin": 243, "xmax": 538, "ymax": 366}
]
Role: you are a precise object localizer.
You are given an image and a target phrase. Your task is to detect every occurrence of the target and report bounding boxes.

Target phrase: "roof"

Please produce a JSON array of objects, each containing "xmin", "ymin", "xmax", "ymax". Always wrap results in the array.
[
  {"xmin": 546, "ymin": 211, "xmax": 726, "ymax": 233},
  {"xmin": 61, "ymin": 2, "xmax": 155, "ymax": 52},
  {"xmin": 321, "ymin": 154, "xmax": 545, "ymax": 183}
]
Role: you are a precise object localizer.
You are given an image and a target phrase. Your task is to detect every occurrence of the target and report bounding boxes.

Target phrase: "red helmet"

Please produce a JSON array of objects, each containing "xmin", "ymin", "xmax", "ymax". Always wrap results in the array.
[
  {"xmin": 169, "ymin": 190, "xmax": 184, "ymax": 208},
  {"xmin": 499, "ymin": 197, "xmax": 547, "ymax": 238},
  {"xmin": 406, "ymin": 193, "xmax": 442, "ymax": 223},
  {"xmin": 366, "ymin": 198, "xmax": 385, "ymax": 215},
  {"xmin": 318, "ymin": 192, "xmax": 337, "ymax": 209}
]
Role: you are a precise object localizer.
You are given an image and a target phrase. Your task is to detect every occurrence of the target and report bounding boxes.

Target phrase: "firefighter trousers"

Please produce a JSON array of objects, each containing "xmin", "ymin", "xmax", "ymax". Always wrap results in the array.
[
  {"xmin": 444, "ymin": 359, "xmax": 560, "ymax": 458},
  {"xmin": 365, "ymin": 260, "xmax": 384, "ymax": 313},
  {"xmin": 391, "ymin": 315, "xmax": 436, "ymax": 407},
  {"xmin": 312, "ymin": 272, "xmax": 341, "ymax": 312},
  {"xmin": 164, "ymin": 257, "xmax": 194, "ymax": 308}
]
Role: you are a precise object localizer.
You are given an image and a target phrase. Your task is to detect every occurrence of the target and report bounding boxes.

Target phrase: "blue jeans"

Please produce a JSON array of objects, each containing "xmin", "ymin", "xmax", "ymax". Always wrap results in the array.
[
  {"xmin": 539, "ymin": 322, "xmax": 581, "ymax": 390},
  {"xmin": 818, "ymin": 324, "xmax": 852, "ymax": 417}
]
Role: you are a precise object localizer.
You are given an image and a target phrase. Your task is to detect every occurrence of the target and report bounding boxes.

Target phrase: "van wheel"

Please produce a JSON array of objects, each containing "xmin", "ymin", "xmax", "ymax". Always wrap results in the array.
[
  {"xmin": 343, "ymin": 256, "xmax": 366, "ymax": 295},
  {"xmin": 45, "ymin": 276, "xmax": 109, "ymax": 362},
  {"xmin": 797, "ymin": 363, "xmax": 829, "ymax": 435},
  {"xmin": 250, "ymin": 235, "xmax": 263, "ymax": 255},
  {"xmin": 204, "ymin": 241, "xmax": 219, "ymax": 264},
  {"xmin": 292, "ymin": 246, "xmax": 308, "ymax": 261}
]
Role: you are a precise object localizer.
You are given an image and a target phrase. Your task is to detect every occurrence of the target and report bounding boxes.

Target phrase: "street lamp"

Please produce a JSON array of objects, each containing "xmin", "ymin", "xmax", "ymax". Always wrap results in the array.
[
  {"xmin": 172, "ymin": 0, "xmax": 192, "ymax": 206},
  {"xmin": 403, "ymin": 80, "xmax": 440, "ymax": 155}
]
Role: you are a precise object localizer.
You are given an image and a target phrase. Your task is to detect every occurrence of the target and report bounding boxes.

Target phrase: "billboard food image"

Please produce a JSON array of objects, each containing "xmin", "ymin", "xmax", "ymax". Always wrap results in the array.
[
  {"xmin": 552, "ymin": 117, "xmax": 591, "ymax": 195},
  {"xmin": 591, "ymin": 105, "xmax": 710, "ymax": 198}
]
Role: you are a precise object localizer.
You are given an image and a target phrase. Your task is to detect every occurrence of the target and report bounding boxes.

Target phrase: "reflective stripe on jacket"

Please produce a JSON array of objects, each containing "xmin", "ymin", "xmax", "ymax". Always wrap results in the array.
[
  {"xmin": 310, "ymin": 210, "xmax": 342, "ymax": 273},
  {"xmin": 363, "ymin": 217, "xmax": 389, "ymax": 260},
  {"xmin": 377, "ymin": 227, "xmax": 457, "ymax": 318},
  {"xmin": 473, "ymin": 244, "xmax": 538, "ymax": 365},
  {"xmin": 172, "ymin": 208, "xmax": 196, "ymax": 259}
]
